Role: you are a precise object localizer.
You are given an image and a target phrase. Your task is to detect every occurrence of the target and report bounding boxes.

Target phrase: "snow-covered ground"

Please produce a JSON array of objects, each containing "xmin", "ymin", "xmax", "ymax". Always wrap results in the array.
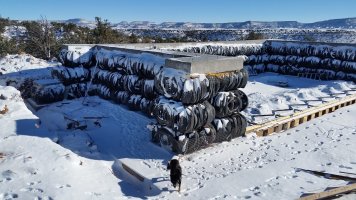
[{"xmin": 0, "ymin": 55, "xmax": 356, "ymax": 199}]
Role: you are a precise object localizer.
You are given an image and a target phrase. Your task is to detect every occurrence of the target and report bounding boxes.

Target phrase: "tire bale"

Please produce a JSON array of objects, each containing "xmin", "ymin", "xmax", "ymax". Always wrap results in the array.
[
  {"xmin": 122, "ymin": 75, "xmax": 141, "ymax": 94},
  {"xmin": 141, "ymin": 79, "xmax": 157, "ymax": 99},
  {"xmin": 176, "ymin": 105, "xmax": 196, "ymax": 133},
  {"xmin": 141, "ymin": 60, "xmax": 162, "ymax": 79},
  {"xmin": 59, "ymin": 49, "xmax": 94, "ymax": 67},
  {"xmin": 198, "ymin": 123, "xmax": 217, "ymax": 145},
  {"xmin": 234, "ymin": 90, "xmax": 249, "ymax": 112},
  {"xmin": 153, "ymin": 127, "xmax": 181, "ymax": 153},
  {"xmin": 181, "ymin": 132, "xmax": 200, "ymax": 154},
  {"xmin": 211, "ymin": 90, "xmax": 248, "ymax": 117},
  {"xmin": 114, "ymin": 91, "xmax": 130, "ymax": 104},
  {"xmin": 181, "ymin": 75, "xmax": 209, "ymax": 104},
  {"xmin": 51, "ymin": 66, "xmax": 90, "ymax": 85},
  {"xmin": 153, "ymin": 98, "xmax": 178, "ymax": 128},
  {"xmin": 128, "ymin": 94, "xmax": 142, "ymax": 111},
  {"xmin": 238, "ymin": 68, "xmax": 249, "ymax": 88},
  {"xmin": 32, "ymin": 83, "xmax": 65, "ymax": 104},
  {"xmin": 153, "ymin": 98, "xmax": 215, "ymax": 133},
  {"xmin": 90, "ymin": 84, "xmax": 111, "ymax": 100},
  {"xmin": 211, "ymin": 92, "xmax": 239, "ymax": 118},
  {"xmin": 94, "ymin": 50, "xmax": 109, "ymax": 70},
  {"xmin": 154, "ymin": 68, "xmax": 186, "ymax": 100},
  {"xmin": 213, "ymin": 118, "xmax": 232, "ymax": 143},
  {"xmin": 108, "ymin": 72, "xmax": 124, "ymax": 90},
  {"xmin": 206, "ymin": 75, "xmax": 220, "ymax": 99},
  {"xmin": 213, "ymin": 113, "xmax": 247, "ymax": 142},
  {"xmin": 67, "ymin": 83, "xmax": 87, "ymax": 98}
]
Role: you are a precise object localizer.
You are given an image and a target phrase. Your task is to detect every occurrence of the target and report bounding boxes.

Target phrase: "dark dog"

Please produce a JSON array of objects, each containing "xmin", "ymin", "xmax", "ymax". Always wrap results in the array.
[{"xmin": 167, "ymin": 157, "xmax": 182, "ymax": 192}]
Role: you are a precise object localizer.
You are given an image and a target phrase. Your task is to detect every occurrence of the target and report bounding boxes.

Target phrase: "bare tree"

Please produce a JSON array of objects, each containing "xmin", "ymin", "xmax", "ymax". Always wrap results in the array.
[{"xmin": 23, "ymin": 16, "xmax": 58, "ymax": 59}]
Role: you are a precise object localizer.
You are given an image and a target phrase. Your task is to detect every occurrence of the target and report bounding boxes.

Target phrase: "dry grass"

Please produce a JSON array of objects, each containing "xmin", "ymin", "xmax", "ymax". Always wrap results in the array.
[{"xmin": 0, "ymin": 105, "xmax": 9, "ymax": 115}]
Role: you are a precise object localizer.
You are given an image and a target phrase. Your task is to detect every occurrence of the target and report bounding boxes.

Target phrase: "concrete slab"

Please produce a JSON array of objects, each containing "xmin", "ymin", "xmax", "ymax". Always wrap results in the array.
[{"xmin": 165, "ymin": 55, "xmax": 244, "ymax": 74}]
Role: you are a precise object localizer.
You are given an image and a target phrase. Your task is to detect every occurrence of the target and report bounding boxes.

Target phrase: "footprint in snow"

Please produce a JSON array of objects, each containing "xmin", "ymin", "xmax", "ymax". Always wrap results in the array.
[
  {"xmin": 20, "ymin": 187, "xmax": 44, "ymax": 193},
  {"xmin": 0, "ymin": 193, "xmax": 19, "ymax": 199},
  {"xmin": 339, "ymin": 165, "xmax": 353, "ymax": 170}
]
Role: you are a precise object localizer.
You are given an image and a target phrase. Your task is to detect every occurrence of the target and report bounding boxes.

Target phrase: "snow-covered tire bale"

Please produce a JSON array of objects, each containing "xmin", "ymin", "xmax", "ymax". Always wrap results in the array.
[
  {"xmin": 213, "ymin": 113, "xmax": 247, "ymax": 142},
  {"xmin": 59, "ymin": 49, "xmax": 94, "ymax": 68},
  {"xmin": 51, "ymin": 66, "xmax": 90, "ymax": 85},
  {"xmin": 32, "ymin": 84, "xmax": 65, "ymax": 104},
  {"xmin": 153, "ymin": 98, "xmax": 215, "ymax": 133},
  {"xmin": 211, "ymin": 90, "xmax": 247, "ymax": 118},
  {"xmin": 67, "ymin": 83, "xmax": 88, "ymax": 98}
]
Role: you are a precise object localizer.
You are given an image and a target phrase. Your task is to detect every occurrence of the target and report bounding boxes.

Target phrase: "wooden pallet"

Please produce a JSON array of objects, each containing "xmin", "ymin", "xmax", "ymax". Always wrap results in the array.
[
  {"xmin": 246, "ymin": 94, "xmax": 356, "ymax": 136},
  {"xmin": 298, "ymin": 182, "xmax": 356, "ymax": 200}
]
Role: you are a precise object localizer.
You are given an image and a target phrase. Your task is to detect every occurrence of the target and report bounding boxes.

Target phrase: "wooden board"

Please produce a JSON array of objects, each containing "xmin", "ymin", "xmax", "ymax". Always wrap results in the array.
[{"xmin": 298, "ymin": 183, "xmax": 356, "ymax": 200}]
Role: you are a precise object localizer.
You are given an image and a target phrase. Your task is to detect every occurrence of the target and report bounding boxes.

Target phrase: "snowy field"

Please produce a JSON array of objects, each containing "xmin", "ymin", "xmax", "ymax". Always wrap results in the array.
[{"xmin": 0, "ymin": 55, "xmax": 356, "ymax": 199}]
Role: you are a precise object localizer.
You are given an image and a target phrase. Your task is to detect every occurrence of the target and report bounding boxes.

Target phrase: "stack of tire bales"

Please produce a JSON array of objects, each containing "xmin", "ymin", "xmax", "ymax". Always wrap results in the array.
[
  {"xmin": 168, "ymin": 41, "xmax": 356, "ymax": 82},
  {"xmin": 56, "ymin": 48, "xmax": 164, "ymax": 116},
  {"xmin": 259, "ymin": 41, "xmax": 356, "ymax": 81},
  {"xmin": 169, "ymin": 43, "xmax": 267, "ymax": 75},
  {"xmin": 152, "ymin": 67, "xmax": 249, "ymax": 154},
  {"xmin": 55, "ymin": 46, "xmax": 249, "ymax": 154}
]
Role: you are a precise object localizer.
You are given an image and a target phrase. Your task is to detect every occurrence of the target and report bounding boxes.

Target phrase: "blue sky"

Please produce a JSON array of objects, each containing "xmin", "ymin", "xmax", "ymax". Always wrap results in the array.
[{"xmin": 0, "ymin": 0, "xmax": 355, "ymax": 23}]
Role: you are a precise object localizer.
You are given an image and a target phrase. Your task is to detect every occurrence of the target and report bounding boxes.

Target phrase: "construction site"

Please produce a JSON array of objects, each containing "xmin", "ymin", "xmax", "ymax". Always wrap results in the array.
[{"xmin": 1, "ymin": 39, "xmax": 356, "ymax": 199}]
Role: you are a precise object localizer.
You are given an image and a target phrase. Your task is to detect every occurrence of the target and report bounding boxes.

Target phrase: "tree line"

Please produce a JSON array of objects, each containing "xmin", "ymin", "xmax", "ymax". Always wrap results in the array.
[
  {"xmin": 0, "ymin": 17, "xmax": 157, "ymax": 59},
  {"xmin": 0, "ymin": 16, "xmax": 266, "ymax": 60}
]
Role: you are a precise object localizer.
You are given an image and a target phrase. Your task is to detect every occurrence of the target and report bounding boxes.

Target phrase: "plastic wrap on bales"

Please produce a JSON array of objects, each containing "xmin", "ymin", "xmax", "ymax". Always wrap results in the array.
[
  {"xmin": 67, "ymin": 83, "xmax": 88, "ymax": 98},
  {"xmin": 113, "ymin": 91, "xmax": 130, "ymax": 104},
  {"xmin": 213, "ymin": 113, "xmax": 247, "ymax": 142},
  {"xmin": 51, "ymin": 66, "xmax": 90, "ymax": 85},
  {"xmin": 32, "ymin": 84, "xmax": 65, "ymax": 104},
  {"xmin": 141, "ymin": 79, "xmax": 157, "ymax": 99},
  {"xmin": 153, "ymin": 98, "xmax": 215, "ymax": 133},
  {"xmin": 93, "ymin": 70, "xmax": 124, "ymax": 90},
  {"xmin": 206, "ymin": 68, "xmax": 248, "ymax": 92},
  {"xmin": 89, "ymin": 84, "xmax": 112, "ymax": 99},
  {"xmin": 154, "ymin": 68, "xmax": 186, "ymax": 100},
  {"xmin": 211, "ymin": 90, "xmax": 248, "ymax": 118},
  {"xmin": 128, "ymin": 95, "xmax": 142, "ymax": 111},
  {"xmin": 152, "ymin": 124, "xmax": 217, "ymax": 154},
  {"xmin": 156, "ymin": 68, "xmax": 248, "ymax": 103},
  {"xmin": 93, "ymin": 50, "xmax": 163, "ymax": 77},
  {"xmin": 59, "ymin": 49, "xmax": 94, "ymax": 67},
  {"xmin": 140, "ymin": 97, "xmax": 155, "ymax": 116},
  {"xmin": 122, "ymin": 75, "xmax": 142, "ymax": 94},
  {"xmin": 181, "ymin": 75, "xmax": 209, "ymax": 104},
  {"xmin": 267, "ymin": 41, "xmax": 356, "ymax": 62}
]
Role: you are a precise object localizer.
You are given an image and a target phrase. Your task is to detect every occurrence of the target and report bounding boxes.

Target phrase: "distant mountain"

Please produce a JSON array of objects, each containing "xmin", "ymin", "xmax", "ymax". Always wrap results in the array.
[
  {"xmin": 111, "ymin": 17, "xmax": 356, "ymax": 30},
  {"xmin": 60, "ymin": 17, "xmax": 356, "ymax": 30},
  {"xmin": 58, "ymin": 18, "xmax": 96, "ymax": 29}
]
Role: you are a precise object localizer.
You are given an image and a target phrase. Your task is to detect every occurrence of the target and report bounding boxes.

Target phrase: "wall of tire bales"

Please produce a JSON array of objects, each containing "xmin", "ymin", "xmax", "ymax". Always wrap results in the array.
[
  {"xmin": 170, "ymin": 41, "xmax": 356, "ymax": 82},
  {"xmin": 36, "ymin": 46, "xmax": 249, "ymax": 154},
  {"xmin": 152, "ymin": 68, "xmax": 248, "ymax": 154},
  {"xmin": 249, "ymin": 40, "xmax": 356, "ymax": 81}
]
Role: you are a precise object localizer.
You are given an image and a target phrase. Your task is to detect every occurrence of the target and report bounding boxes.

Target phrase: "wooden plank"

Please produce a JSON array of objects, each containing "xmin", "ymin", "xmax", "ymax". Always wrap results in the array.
[
  {"xmin": 298, "ymin": 183, "xmax": 356, "ymax": 200},
  {"xmin": 122, "ymin": 163, "xmax": 145, "ymax": 182}
]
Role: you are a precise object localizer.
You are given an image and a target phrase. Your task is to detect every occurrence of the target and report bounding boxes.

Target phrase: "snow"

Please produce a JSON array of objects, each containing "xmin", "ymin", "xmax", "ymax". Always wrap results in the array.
[
  {"xmin": 1, "ymin": 26, "xmax": 27, "ymax": 40},
  {"xmin": 1, "ymin": 54, "xmax": 356, "ymax": 199}
]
